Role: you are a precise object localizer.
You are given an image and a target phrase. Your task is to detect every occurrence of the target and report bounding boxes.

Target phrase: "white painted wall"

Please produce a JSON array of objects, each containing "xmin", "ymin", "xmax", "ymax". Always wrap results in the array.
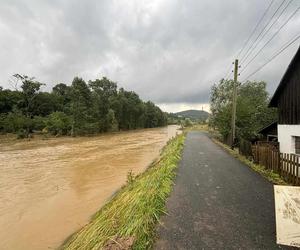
[{"xmin": 278, "ymin": 125, "xmax": 300, "ymax": 154}]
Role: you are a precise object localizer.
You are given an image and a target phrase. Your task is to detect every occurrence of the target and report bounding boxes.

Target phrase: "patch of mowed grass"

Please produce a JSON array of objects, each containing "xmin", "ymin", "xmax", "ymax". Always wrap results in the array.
[
  {"xmin": 212, "ymin": 138, "xmax": 287, "ymax": 185},
  {"xmin": 61, "ymin": 134, "xmax": 185, "ymax": 250}
]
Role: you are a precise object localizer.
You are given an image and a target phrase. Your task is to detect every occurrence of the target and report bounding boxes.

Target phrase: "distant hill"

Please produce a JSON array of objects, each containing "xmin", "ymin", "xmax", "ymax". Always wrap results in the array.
[{"xmin": 175, "ymin": 109, "xmax": 209, "ymax": 121}]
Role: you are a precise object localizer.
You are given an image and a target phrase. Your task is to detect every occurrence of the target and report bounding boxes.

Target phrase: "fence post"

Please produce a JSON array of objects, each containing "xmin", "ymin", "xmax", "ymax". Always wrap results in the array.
[
  {"xmin": 277, "ymin": 151, "xmax": 280, "ymax": 173},
  {"xmin": 296, "ymin": 156, "xmax": 299, "ymax": 185},
  {"xmin": 288, "ymin": 154, "xmax": 291, "ymax": 183},
  {"xmin": 281, "ymin": 153, "xmax": 284, "ymax": 180},
  {"xmin": 292, "ymin": 154, "xmax": 296, "ymax": 185}
]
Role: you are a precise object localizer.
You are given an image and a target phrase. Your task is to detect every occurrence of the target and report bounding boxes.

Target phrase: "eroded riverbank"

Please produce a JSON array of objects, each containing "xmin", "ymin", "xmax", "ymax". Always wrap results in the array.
[{"xmin": 0, "ymin": 125, "xmax": 180, "ymax": 250}]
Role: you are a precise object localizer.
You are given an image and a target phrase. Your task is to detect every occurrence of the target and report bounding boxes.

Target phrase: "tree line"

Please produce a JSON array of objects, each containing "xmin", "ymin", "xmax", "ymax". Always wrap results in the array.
[
  {"xmin": 209, "ymin": 79, "xmax": 277, "ymax": 142},
  {"xmin": 0, "ymin": 74, "xmax": 167, "ymax": 137}
]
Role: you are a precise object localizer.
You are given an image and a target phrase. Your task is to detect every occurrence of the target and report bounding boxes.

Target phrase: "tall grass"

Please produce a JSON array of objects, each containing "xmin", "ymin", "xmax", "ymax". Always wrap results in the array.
[{"xmin": 62, "ymin": 134, "xmax": 185, "ymax": 250}]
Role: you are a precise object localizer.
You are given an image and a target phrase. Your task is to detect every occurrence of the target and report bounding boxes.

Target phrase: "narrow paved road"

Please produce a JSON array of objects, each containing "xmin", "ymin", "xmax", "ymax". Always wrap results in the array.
[{"xmin": 155, "ymin": 131, "xmax": 291, "ymax": 250}]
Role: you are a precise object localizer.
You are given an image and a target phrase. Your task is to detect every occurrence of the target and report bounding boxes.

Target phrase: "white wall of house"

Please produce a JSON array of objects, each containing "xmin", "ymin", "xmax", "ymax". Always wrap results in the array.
[{"xmin": 278, "ymin": 125, "xmax": 300, "ymax": 154}]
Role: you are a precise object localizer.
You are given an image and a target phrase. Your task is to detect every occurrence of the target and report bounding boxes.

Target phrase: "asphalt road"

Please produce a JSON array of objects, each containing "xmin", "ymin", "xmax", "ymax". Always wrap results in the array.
[{"xmin": 155, "ymin": 131, "xmax": 292, "ymax": 250}]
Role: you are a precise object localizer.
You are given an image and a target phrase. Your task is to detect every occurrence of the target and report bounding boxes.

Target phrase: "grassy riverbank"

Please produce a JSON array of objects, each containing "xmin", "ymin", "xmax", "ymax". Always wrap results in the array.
[{"xmin": 62, "ymin": 133, "xmax": 185, "ymax": 250}]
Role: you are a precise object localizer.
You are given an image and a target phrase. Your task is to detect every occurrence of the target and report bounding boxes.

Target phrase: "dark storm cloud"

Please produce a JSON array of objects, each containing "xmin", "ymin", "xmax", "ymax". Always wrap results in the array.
[{"xmin": 0, "ymin": 0, "xmax": 299, "ymax": 108}]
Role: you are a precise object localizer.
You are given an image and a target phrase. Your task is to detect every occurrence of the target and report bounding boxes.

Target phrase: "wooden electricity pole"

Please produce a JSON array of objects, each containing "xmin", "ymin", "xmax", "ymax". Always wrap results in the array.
[{"xmin": 231, "ymin": 59, "xmax": 239, "ymax": 149}]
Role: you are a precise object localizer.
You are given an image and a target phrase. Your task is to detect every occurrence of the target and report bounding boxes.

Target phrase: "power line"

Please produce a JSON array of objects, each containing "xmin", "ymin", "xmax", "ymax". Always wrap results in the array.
[
  {"xmin": 240, "ymin": 6, "xmax": 300, "ymax": 74},
  {"xmin": 240, "ymin": 0, "xmax": 287, "ymax": 63},
  {"xmin": 222, "ymin": 0, "xmax": 275, "ymax": 80},
  {"xmin": 241, "ymin": 0, "xmax": 293, "ymax": 65},
  {"xmin": 236, "ymin": 0, "xmax": 275, "ymax": 59},
  {"xmin": 242, "ymin": 33, "xmax": 300, "ymax": 82}
]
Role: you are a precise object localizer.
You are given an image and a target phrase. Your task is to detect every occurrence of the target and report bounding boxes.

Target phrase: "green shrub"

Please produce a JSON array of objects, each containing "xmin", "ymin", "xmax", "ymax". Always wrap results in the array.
[
  {"xmin": 16, "ymin": 129, "xmax": 27, "ymax": 139},
  {"xmin": 1, "ymin": 110, "xmax": 30, "ymax": 133},
  {"xmin": 32, "ymin": 116, "xmax": 46, "ymax": 131},
  {"xmin": 181, "ymin": 118, "xmax": 193, "ymax": 128},
  {"xmin": 46, "ymin": 111, "xmax": 71, "ymax": 135}
]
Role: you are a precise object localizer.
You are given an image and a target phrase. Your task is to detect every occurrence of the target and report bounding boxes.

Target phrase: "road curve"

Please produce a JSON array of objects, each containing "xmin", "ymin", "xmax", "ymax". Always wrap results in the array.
[{"xmin": 155, "ymin": 131, "xmax": 292, "ymax": 249}]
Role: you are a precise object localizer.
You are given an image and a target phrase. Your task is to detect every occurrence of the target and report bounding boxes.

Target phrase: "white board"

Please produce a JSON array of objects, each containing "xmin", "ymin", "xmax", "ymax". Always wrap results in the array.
[{"xmin": 274, "ymin": 185, "xmax": 300, "ymax": 247}]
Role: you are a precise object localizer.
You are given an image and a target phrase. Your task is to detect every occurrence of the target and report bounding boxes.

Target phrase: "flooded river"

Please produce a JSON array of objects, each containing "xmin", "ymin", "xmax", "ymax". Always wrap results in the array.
[{"xmin": 0, "ymin": 125, "xmax": 180, "ymax": 250}]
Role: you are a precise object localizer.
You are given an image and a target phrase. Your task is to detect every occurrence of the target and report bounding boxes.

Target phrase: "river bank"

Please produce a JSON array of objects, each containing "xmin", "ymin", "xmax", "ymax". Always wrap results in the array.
[
  {"xmin": 62, "ymin": 133, "xmax": 185, "ymax": 249},
  {"xmin": 0, "ymin": 125, "xmax": 180, "ymax": 250}
]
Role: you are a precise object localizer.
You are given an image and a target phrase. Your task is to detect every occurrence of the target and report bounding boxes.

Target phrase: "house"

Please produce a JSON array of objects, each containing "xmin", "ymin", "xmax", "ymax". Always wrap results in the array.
[
  {"xmin": 269, "ymin": 45, "xmax": 300, "ymax": 154},
  {"xmin": 257, "ymin": 121, "xmax": 278, "ymax": 142}
]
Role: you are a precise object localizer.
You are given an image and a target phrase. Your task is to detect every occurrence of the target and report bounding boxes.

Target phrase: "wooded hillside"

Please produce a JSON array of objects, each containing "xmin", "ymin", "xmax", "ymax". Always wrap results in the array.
[{"xmin": 175, "ymin": 109, "xmax": 209, "ymax": 121}]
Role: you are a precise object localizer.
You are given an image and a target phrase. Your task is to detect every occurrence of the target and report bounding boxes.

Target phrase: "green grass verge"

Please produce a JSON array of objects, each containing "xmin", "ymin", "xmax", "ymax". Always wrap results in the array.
[
  {"xmin": 212, "ymin": 138, "xmax": 287, "ymax": 185},
  {"xmin": 183, "ymin": 124, "xmax": 209, "ymax": 132},
  {"xmin": 61, "ymin": 133, "xmax": 185, "ymax": 250}
]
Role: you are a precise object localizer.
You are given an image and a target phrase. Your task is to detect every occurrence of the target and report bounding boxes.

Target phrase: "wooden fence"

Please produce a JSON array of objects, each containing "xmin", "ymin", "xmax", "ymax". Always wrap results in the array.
[
  {"xmin": 280, "ymin": 153, "xmax": 300, "ymax": 185},
  {"xmin": 239, "ymin": 138, "xmax": 253, "ymax": 158},
  {"xmin": 252, "ymin": 141, "xmax": 300, "ymax": 185}
]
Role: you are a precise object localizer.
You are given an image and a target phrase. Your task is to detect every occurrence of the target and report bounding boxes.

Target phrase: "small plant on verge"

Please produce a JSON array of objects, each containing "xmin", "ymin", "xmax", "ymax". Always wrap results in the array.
[{"xmin": 126, "ymin": 170, "xmax": 135, "ymax": 185}]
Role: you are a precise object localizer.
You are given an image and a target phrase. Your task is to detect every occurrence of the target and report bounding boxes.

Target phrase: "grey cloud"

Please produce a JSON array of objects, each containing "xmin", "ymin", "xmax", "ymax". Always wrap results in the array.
[{"xmin": 0, "ymin": 0, "xmax": 299, "ymax": 105}]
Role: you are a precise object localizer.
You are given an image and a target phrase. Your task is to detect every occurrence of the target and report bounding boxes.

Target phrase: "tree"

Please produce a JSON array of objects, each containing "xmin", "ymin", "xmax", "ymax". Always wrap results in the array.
[
  {"xmin": 236, "ymin": 81, "xmax": 277, "ymax": 139},
  {"xmin": 89, "ymin": 77, "xmax": 118, "ymax": 132},
  {"xmin": 13, "ymin": 74, "xmax": 44, "ymax": 136},
  {"xmin": 16, "ymin": 75, "xmax": 44, "ymax": 114},
  {"xmin": 209, "ymin": 79, "xmax": 277, "ymax": 141},
  {"xmin": 106, "ymin": 109, "xmax": 118, "ymax": 132},
  {"xmin": 52, "ymin": 83, "xmax": 72, "ymax": 111},
  {"xmin": 69, "ymin": 77, "xmax": 92, "ymax": 135},
  {"xmin": 0, "ymin": 75, "xmax": 167, "ymax": 136},
  {"xmin": 116, "ymin": 89, "xmax": 145, "ymax": 129},
  {"xmin": 0, "ymin": 89, "xmax": 23, "ymax": 114},
  {"xmin": 144, "ymin": 101, "xmax": 159, "ymax": 128},
  {"xmin": 32, "ymin": 92, "xmax": 60, "ymax": 116}
]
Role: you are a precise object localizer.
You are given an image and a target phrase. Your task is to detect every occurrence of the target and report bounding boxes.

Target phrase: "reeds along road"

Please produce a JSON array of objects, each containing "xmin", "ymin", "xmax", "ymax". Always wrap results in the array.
[{"xmin": 155, "ymin": 131, "xmax": 293, "ymax": 249}]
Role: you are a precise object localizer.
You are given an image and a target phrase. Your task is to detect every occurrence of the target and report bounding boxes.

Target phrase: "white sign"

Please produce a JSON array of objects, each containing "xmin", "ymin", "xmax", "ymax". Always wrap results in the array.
[{"xmin": 274, "ymin": 185, "xmax": 300, "ymax": 247}]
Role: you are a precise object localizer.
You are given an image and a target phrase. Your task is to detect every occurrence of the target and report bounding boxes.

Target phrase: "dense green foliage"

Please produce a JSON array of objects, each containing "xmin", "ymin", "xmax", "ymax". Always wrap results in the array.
[
  {"xmin": 62, "ymin": 134, "xmax": 185, "ymax": 250},
  {"xmin": 209, "ymin": 79, "xmax": 277, "ymax": 141},
  {"xmin": 0, "ymin": 75, "xmax": 167, "ymax": 137}
]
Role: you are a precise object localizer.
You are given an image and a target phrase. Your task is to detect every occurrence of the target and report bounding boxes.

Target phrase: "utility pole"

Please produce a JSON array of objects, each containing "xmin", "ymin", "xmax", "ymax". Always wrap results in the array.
[{"xmin": 231, "ymin": 59, "xmax": 239, "ymax": 149}]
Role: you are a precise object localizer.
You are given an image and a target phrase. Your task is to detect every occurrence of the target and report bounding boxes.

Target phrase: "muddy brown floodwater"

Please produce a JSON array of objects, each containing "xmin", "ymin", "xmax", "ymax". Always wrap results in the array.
[{"xmin": 0, "ymin": 125, "xmax": 181, "ymax": 250}]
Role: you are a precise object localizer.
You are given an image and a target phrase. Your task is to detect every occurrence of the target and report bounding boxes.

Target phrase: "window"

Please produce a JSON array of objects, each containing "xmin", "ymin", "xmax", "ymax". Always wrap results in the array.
[{"xmin": 295, "ymin": 136, "xmax": 300, "ymax": 155}]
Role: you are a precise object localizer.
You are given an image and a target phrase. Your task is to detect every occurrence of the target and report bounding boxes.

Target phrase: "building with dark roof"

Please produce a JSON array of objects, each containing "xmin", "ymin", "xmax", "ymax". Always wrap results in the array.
[
  {"xmin": 269, "ymin": 45, "xmax": 300, "ymax": 154},
  {"xmin": 257, "ymin": 121, "xmax": 278, "ymax": 142}
]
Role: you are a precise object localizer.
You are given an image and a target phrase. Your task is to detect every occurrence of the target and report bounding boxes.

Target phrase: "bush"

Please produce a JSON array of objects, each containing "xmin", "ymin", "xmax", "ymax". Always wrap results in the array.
[
  {"xmin": 16, "ymin": 129, "xmax": 27, "ymax": 139},
  {"xmin": 76, "ymin": 122, "xmax": 100, "ymax": 135},
  {"xmin": 0, "ymin": 114, "xmax": 6, "ymax": 132},
  {"xmin": 182, "ymin": 118, "xmax": 193, "ymax": 127},
  {"xmin": 32, "ymin": 116, "xmax": 46, "ymax": 131},
  {"xmin": 46, "ymin": 112, "xmax": 71, "ymax": 135},
  {"xmin": 1, "ymin": 110, "xmax": 30, "ymax": 133}
]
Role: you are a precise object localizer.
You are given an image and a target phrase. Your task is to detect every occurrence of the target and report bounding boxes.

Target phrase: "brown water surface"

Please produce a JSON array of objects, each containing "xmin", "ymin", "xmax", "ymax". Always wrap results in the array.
[{"xmin": 0, "ymin": 125, "xmax": 180, "ymax": 250}]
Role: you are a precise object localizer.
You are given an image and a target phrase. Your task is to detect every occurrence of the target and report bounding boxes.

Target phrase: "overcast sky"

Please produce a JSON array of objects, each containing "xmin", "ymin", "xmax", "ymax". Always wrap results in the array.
[{"xmin": 0, "ymin": 0, "xmax": 299, "ymax": 113}]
